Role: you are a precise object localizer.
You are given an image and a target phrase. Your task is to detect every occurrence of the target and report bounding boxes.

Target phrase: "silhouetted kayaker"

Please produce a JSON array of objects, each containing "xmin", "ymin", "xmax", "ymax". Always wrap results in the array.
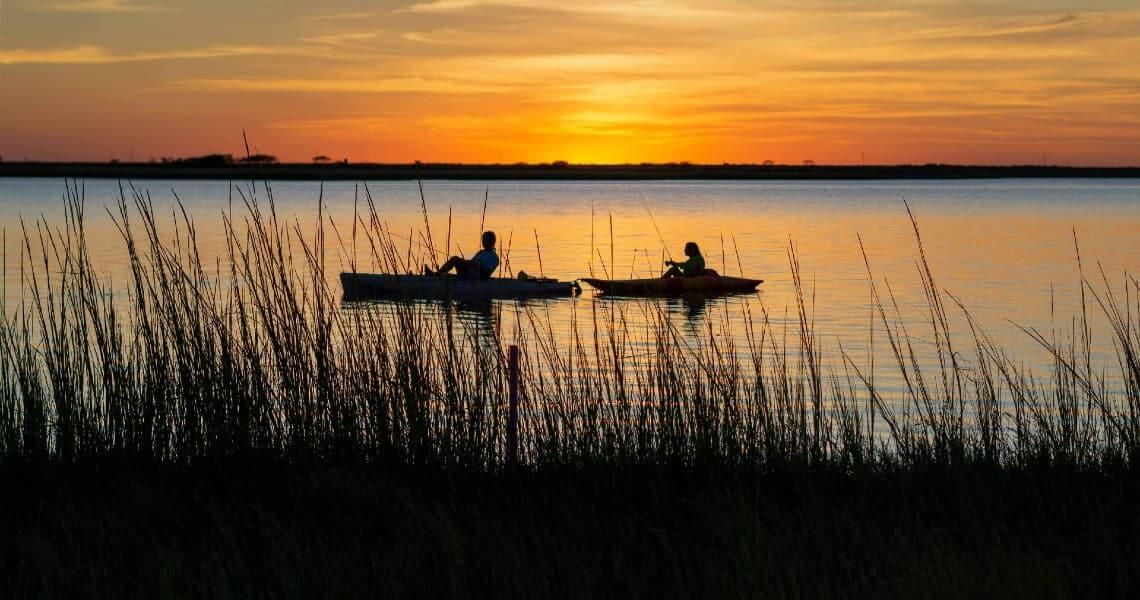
[
  {"xmin": 428, "ymin": 231, "xmax": 500, "ymax": 279},
  {"xmin": 663, "ymin": 242, "xmax": 706, "ymax": 278}
]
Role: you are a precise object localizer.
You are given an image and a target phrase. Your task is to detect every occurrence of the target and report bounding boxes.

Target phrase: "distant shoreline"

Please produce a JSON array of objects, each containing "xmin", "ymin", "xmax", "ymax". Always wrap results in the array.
[{"xmin": 2, "ymin": 162, "xmax": 1139, "ymax": 181}]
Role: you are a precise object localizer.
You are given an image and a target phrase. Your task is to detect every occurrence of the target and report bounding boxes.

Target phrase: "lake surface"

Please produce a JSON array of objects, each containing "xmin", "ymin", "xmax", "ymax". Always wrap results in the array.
[{"xmin": 2, "ymin": 178, "xmax": 1139, "ymax": 397}]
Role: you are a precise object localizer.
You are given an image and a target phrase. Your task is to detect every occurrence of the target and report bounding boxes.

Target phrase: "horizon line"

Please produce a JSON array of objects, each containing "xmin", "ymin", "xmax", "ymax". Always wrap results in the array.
[{"xmin": 3, "ymin": 159, "xmax": 1140, "ymax": 169}]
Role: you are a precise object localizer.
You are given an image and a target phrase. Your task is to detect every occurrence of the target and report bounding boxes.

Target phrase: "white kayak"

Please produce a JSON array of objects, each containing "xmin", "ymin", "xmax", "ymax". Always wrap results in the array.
[{"xmin": 341, "ymin": 273, "xmax": 580, "ymax": 300}]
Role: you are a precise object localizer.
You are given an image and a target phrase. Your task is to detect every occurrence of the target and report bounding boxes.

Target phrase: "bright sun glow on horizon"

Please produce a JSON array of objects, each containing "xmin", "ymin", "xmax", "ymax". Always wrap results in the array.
[{"xmin": 1, "ymin": 0, "xmax": 1138, "ymax": 165}]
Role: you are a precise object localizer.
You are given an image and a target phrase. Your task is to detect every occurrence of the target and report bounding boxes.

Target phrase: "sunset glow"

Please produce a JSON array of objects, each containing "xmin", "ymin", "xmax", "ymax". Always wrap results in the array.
[{"xmin": 2, "ymin": 0, "xmax": 1138, "ymax": 164}]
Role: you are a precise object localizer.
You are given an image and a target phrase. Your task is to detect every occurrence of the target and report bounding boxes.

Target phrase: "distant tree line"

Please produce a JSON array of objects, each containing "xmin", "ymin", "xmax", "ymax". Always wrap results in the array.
[{"xmin": 158, "ymin": 153, "xmax": 279, "ymax": 166}]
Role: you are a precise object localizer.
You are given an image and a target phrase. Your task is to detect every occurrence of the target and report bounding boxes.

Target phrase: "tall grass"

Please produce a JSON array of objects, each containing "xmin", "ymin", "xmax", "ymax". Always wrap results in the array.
[{"xmin": 1, "ymin": 180, "xmax": 1138, "ymax": 471}]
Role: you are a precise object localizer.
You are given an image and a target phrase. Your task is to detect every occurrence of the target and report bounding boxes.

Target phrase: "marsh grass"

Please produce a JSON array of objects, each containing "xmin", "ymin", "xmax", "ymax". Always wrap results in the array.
[{"xmin": 1, "ymin": 180, "xmax": 1138, "ymax": 473}]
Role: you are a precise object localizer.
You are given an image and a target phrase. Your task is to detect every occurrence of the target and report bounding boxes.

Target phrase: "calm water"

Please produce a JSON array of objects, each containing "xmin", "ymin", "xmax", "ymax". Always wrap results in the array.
[{"xmin": 2, "ymin": 178, "xmax": 1139, "ymax": 395}]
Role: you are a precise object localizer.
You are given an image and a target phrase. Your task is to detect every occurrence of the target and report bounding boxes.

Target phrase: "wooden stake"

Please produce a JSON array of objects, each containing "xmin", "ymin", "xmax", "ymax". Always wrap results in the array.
[{"xmin": 507, "ymin": 344, "xmax": 520, "ymax": 466}]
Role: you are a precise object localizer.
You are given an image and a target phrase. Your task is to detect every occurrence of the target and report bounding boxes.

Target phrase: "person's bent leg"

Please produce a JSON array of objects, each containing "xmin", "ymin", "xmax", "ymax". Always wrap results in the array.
[
  {"xmin": 662, "ymin": 265, "xmax": 682, "ymax": 278},
  {"xmin": 434, "ymin": 256, "xmax": 464, "ymax": 275}
]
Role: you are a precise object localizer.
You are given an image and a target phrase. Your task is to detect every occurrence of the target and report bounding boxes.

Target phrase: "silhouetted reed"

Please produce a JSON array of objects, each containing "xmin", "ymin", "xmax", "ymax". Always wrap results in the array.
[{"xmin": 1, "ymin": 181, "xmax": 1138, "ymax": 472}]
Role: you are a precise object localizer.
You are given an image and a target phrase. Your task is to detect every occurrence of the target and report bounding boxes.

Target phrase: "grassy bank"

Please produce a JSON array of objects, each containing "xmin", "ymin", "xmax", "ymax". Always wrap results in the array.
[
  {"xmin": 3, "ymin": 463, "xmax": 1138, "ymax": 598},
  {"xmin": 2, "ymin": 181, "xmax": 1137, "ymax": 471}
]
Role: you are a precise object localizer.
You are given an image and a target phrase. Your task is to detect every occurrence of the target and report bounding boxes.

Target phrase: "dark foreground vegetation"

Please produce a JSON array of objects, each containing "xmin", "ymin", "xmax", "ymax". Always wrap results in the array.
[
  {"xmin": 3, "ymin": 161, "xmax": 1140, "ymax": 181},
  {"xmin": 4, "ymin": 463, "xmax": 1138, "ymax": 597},
  {"xmin": 2, "ymin": 181, "xmax": 1138, "ymax": 596}
]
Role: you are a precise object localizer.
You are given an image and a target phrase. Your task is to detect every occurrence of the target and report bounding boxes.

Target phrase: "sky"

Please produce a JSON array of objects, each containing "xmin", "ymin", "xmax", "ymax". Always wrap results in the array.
[{"xmin": 1, "ymin": 0, "xmax": 1138, "ymax": 165}]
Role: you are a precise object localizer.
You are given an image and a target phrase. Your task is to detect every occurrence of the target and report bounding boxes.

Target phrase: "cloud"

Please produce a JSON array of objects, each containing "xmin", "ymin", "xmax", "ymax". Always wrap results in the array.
[
  {"xmin": 400, "ymin": 0, "xmax": 732, "ymax": 21},
  {"xmin": 0, "ymin": 46, "xmax": 113, "ymax": 65},
  {"xmin": 582, "ymin": 1, "xmax": 735, "ymax": 21},
  {"xmin": 40, "ymin": 0, "xmax": 159, "ymax": 13},
  {"xmin": 0, "ymin": 45, "xmax": 296, "ymax": 65},
  {"xmin": 402, "ymin": 0, "xmax": 499, "ymax": 12},
  {"xmin": 175, "ymin": 77, "xmax": 507, "ymax": 95},
  {"xmin": 495, "ymin": 52, "xmax": 660, "ymax": 72},
  {"xmin": 302, "ymin": 11, "xmax": 377, "ymax": 22},
  {"xmin": 909, "ymin": 12, "xmax": 1084, "ymax": 42},
  {"xmin": 301, "ymin": 32, "xmax": 380, "ymax": 47}
]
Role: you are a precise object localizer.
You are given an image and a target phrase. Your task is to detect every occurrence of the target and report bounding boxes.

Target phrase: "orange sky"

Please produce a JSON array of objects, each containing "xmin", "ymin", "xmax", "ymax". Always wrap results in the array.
[{"xmin": 1, "ymin": 0, "xmax": 1138, "ymax": 165}]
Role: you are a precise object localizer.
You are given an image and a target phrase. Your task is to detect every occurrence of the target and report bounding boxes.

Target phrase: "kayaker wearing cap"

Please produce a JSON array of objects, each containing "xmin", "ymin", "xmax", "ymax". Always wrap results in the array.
[
  {"xmin": 663, "ymin": 242, "xmax": 705, "ymax": 278},
  {"xmin": 428, "ymin": 231, "xmax": 500, "ymax": 279}
]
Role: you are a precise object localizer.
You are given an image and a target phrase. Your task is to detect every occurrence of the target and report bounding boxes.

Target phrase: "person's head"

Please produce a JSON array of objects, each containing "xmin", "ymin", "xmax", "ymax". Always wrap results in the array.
[
  {"xmin": 482, "ymin": 231, "xmax": 497, "ymax": 250},
  {"xmin": 684, "ymin": 241, "xmax": 700, "ymax": 256}
]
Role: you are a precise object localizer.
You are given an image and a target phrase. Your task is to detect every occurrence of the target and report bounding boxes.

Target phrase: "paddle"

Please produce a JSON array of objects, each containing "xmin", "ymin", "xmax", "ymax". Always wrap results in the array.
[{"xmin": 640, "ymin": 193, "xmax": 673, "ymax": 276}]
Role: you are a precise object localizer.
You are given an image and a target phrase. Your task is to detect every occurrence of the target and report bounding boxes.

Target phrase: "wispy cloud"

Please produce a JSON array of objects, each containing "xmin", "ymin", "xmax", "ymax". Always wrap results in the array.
[
  {"xmin": 0, "ymin": 46, "xmax": 113, "ymax": 65},
  {"xmin": 40, "ymin": 0, "xmax": 160, "ymax": 13},
  {"xmin": 301, "ymin": 32, "xmax": 380, "ymax": 48},
  {"xmin": 302, "ymin": 11, "xmax": 377, "ymax": 22},
  {"xmin": 0, "ymin": 45, "xmax": 297, "ymax": 65},
  {"xmin": 402, "ymin": 0, "xmax": 499, "ymax": 12},
  {"xmin": 400, "ymin": 0, "xmax": 732, "ymax": 20},
  {"xmin": 175, "ymin": 77, "xmax": 507, "ymax": 95},
  {"xmin": 909, "ymin": 12, "xmax": 1083, "ymax": 41}
]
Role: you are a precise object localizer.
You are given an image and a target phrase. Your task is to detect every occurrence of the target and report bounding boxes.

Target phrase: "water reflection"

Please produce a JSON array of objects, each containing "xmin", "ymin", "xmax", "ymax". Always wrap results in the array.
[
  {"xmin": 341, "ymin": 296, "xmax": 499, "ymax": 327},
  {"xmin": 670, "ymin": 295, "xmax": 707, "ymax": 320},
  {"xmin": 595, "ymin": 290, "xmax": 760, "ymax": 323},
  {"xmin": 340, "ymin": 296, "xmax": 579, "ymax": 350},
  {"xmin": 338, "ymin": 293, "xmax": 756, "ymax": 354}
]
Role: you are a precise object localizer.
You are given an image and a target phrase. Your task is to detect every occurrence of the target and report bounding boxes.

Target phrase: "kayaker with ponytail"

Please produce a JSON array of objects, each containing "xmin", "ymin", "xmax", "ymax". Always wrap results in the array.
[{"xmin": 663, "ymin": 242, "xmax": 706, "ymax": 278}]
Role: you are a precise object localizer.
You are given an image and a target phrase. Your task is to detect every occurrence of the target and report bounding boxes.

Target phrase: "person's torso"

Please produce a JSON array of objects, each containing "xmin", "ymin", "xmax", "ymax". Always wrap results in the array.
[{"xmin": 472, "ymin": 249, "xmax": 499, "ymax": 274}]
